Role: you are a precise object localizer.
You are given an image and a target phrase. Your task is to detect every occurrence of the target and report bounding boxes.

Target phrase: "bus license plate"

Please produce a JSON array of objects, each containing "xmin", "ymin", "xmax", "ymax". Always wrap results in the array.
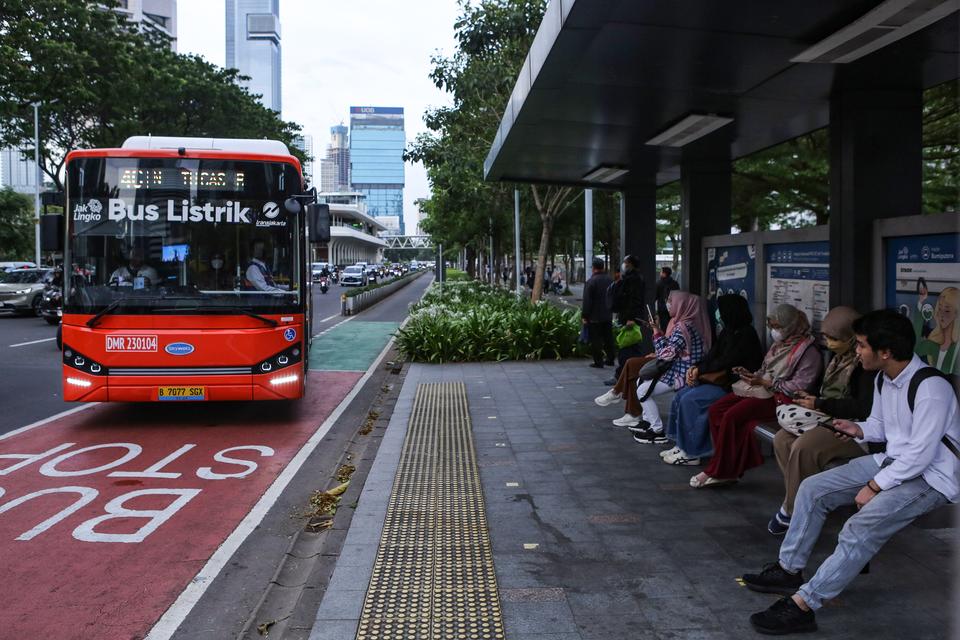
[{"xmin": 158, "ymin": 386, "xmax": 206, "ymax": 401}]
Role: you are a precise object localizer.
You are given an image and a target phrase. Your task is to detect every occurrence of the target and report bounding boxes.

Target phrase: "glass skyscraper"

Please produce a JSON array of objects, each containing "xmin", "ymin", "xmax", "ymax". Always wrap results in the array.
[
  {"xmin": 225, "ymin": 0, "xmax": 281, "ymax": 114},
  {"xmin": 350, "ymin": 106, "xmax": 405, "ymax": 234}
]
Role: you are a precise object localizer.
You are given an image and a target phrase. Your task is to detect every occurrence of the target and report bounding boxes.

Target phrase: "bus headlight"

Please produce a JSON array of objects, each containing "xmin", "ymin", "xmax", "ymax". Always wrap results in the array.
[
  {"xmin": 257, "ymin": 344, "xmax": 302, "ymax": 374},
  {"xmin": 270, "ymin": 373, "xmax": 299, "ymax": 386},
  {"xmin": 63, "ymin": 345, "xmax": 107, "ymax": 376}
]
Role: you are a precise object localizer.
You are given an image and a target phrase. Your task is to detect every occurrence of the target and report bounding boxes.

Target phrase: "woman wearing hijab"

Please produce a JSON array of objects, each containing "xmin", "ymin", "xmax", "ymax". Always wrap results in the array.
[
  {"xmin": 629, "ymin": 290, "xmax": 713, "ymax": 444},
  {"xmin": 660, "ymin": 294, "xmax": 765, "ymax": 466},
  {"xmin": 767, "ymin": 306, "xmax": 874, "ymax": 535},
  {"xmin": 690, "ymin": 304, "xmax": 822, "ymax": 488}
]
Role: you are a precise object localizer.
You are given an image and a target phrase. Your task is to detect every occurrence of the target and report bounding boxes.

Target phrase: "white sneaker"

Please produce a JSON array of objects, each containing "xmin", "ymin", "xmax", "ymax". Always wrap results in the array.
[
  {"xmin": 594, "ymin": 389, "xmax": 623, "ymax": 407},
  {"xmin": 664, "ymin": 449, "xmax": 701, "ymax": 465},
  {"xmin": 612, "ymin": 414, "xmax": 641, "ymax": 427},
  {"xmin": 659, "ymin": 445, "xmax": 681, "ymax": 459}
]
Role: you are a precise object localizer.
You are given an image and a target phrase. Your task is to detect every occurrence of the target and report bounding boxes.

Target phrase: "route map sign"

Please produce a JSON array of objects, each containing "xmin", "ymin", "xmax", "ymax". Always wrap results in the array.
[{"xmin": 765, "ymin": 241, "xmax": 830, "ymax": 330}]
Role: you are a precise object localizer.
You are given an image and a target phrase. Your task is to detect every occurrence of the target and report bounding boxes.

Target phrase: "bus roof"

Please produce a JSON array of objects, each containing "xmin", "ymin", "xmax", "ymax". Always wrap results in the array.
[{"xmin": 121, "ymin": 136, "xmax": 291, "ymax": 155}]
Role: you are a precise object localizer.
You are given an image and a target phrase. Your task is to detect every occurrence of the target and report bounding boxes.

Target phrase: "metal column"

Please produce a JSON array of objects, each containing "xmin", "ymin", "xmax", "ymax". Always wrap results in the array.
[
  {"xmin": 584, "ymin": 188, "xmax": 593, "ymax": 277},
  {"xmin": 514, "ymin": 189, "xmax": 521, "ymax": 294}
]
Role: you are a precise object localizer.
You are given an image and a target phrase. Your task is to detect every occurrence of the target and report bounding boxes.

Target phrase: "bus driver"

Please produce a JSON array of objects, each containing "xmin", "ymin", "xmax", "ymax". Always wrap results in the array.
[
  {"xmin": 109, "ymin": 247, "xmax": 159, "ymax": 288},
  {"xmin": 244, "ymin": 241, "xmax": 284, "ymax": 292}
]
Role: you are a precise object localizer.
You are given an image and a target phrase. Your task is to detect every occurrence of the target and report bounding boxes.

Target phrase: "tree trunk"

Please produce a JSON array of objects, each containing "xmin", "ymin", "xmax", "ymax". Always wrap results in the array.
[{"xmin": 531, "ymin": 218, "xmax": 553, "ymax": 304}]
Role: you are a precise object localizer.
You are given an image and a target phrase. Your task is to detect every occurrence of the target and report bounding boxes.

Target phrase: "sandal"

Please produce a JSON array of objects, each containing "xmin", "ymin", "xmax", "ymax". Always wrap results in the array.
[{"xmin": 689, "ymin": 473, "xmax": 735, "ymax": 488}]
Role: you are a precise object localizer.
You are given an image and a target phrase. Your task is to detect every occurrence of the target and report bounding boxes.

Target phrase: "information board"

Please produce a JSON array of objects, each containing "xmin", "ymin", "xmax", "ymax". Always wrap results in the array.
[
  {"xmin": 885, "ymin": 232, "xmax": 960, "ymax": 373},
  {"xmin": 765, "ymin": 241, "xmax": 830, "ymax": 330},
  {"xmin": 706, "ymin": 244, "xmax": 755, "ymax": 306}
]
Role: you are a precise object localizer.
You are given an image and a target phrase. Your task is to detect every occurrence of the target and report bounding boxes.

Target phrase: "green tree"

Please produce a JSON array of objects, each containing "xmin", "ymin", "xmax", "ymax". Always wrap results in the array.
[
  {"xmin": 0, "ymin": 0, "xmax": 303, "ymax": 191},
  {"xmin": 0, "ymin": 188, "xmax": 34, "ymax": 260}
]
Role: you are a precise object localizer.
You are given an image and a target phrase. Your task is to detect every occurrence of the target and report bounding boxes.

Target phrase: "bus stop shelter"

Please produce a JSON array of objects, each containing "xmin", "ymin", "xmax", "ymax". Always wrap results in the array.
[{"xmin": 484, "ymin": 0, "xmax": 959, "ymax": 311}]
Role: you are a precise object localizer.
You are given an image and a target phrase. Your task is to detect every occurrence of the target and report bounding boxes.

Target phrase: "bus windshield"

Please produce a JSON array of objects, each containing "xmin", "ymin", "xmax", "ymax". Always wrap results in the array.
[{"xmin": 64, "ymin": 156, "xmax": 303, "ymax": 315}]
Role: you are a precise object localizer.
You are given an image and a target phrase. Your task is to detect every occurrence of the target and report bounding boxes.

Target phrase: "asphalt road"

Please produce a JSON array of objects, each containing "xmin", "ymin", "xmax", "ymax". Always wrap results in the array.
[{"xmin": 0, "ymin": 274, "xmax": 411, "ymax": 435}]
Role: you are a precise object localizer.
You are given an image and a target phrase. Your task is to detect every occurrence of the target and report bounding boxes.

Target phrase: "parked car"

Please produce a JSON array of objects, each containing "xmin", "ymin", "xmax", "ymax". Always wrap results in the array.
[
  {"xmin": 0, "ymin": 268, "xmax": 51, "ymax": 315},
  {"xmin": 339, "ymin": 265, "xmax": 367, "ymax": 287},
  {"xmin": 0, "ymin": 261, "xmax": 37, "ymax": 273}
]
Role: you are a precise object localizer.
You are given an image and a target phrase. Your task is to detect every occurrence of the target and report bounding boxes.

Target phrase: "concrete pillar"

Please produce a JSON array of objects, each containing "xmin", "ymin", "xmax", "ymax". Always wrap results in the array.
[
  {"xmin": 584, "ymin": 189, "xmax": 594, "ymax": 275},
  {"xmin": 621, "ymin": 183, "xmax": 657, "ymax": 304},
  {"xmin": 829, "ymin": 79, "xmax": 922, "ymax": 310},
  {"xmin": 680, "ymin": 131, "xmax": 732, "ymax": 294}
]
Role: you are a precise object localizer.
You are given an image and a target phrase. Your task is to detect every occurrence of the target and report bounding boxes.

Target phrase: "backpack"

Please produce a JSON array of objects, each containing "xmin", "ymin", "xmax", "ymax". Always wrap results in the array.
[{"xmin": 875, "ymin": 367, "xmax": 960, "ymax": 459}]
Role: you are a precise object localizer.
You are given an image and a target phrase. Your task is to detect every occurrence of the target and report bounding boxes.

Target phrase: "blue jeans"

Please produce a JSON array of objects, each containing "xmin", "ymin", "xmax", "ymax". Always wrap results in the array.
[
  {"xmin": 665, "ymin": 384, "xmax": 727, "ymax": 457},
  {"xmin": 779, "ymin": 455, "xmax": 949, "ymax": 609}
]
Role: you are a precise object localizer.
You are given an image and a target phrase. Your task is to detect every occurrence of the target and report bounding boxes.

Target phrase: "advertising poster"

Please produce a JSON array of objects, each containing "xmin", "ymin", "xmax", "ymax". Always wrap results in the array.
[
  {"xmin": 765, "ymin": 241, "xmax": 830, "ymax": 330},
  {"xmin": 885, "ymin": 233, "xmax": 960, "ymax": 374},
  {"xmin": 706, "ymin": 244, "xmax": 756, "ymax": 306}
]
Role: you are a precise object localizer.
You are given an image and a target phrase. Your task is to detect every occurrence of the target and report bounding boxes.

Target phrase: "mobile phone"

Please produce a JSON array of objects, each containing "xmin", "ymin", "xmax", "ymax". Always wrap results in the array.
[
  {"xmin": 815, "ymin": 415, "xmax": 842, "ymax": 434},
  {"xmin": 646, "ymin": 304, "xmax": 655, "ymax": 323}
]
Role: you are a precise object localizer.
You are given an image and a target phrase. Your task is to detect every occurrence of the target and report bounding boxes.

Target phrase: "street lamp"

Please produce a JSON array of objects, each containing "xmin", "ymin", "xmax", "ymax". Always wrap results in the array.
[{"xmin": 31, "ymin": 101, "xmax": 41, "ymax": 267}]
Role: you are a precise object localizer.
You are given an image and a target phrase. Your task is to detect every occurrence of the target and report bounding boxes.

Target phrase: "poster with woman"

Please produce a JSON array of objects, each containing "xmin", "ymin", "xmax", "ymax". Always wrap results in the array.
[{"xmin": 886, "ymin": 233, "xmax": 960, "ymax": 374}]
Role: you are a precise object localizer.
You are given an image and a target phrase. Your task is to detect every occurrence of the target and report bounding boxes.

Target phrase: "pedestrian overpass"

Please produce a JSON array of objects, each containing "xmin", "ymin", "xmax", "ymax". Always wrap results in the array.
[{"xmin": 382, "ymin": 235, "xmax": 434, "ymax": 250}]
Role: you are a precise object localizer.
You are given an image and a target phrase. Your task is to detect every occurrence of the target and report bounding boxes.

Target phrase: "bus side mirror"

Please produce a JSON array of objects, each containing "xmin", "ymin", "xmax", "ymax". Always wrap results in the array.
[
  {"xmin": 308, "ymin": 203, "xmax": 331, "ymax": 243},
  {"xmin": 40, "ymin": 214, "xmax": 64, "ymax": 252}
]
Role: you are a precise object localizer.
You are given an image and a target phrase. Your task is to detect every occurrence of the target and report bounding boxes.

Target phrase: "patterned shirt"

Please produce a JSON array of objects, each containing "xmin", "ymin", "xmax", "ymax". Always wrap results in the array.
[{"xmin": 651, "ymin": 323, "xmax": 705, "ymax": 390}]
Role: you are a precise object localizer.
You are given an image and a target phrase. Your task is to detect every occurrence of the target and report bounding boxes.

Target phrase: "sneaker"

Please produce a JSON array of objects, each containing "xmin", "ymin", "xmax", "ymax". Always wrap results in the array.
[
  {"xmin": 664, "ymin": 450, "xmax": 700, "ymax": 465},
  {"xmin": 612, "ymin": 414, "xmax": 641, "ymax": 427},
  {"xmin": 594, "ymin": 389, "xmax": 623, "ymax": 407},
  {"xmin": 767, "ymin": 510, "xmax": 792, "ymax": 536},
  {"xmin": 750, "ymin": 597, "xmax": 817, "ymax": 635},
  {"xmin": 632, "ymin": 428, "xmax": 668, "ymax": 444},
  {"xmin": 659, "ymin": 445, "xmax": 681, "ymax": 459},
  {"xmin": 626, "ymin": 420, "xmax": 651, "ymax": 434},
  {"xmin": 741, "ymin": 562, "xmax": 804, "ymax": 596}
]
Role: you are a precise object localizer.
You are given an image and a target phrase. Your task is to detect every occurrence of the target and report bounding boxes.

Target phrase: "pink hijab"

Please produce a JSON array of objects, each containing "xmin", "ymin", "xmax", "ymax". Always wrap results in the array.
[{"xmin": 665, "ymin": 290, "xmax": 712, "ymax": 356}]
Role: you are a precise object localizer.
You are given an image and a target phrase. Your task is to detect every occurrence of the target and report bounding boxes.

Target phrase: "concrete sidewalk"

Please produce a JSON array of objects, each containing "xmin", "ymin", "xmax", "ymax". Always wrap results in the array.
[{"xmin": 310, "ymin": 359, "xmax": 957, "ymax": 640}]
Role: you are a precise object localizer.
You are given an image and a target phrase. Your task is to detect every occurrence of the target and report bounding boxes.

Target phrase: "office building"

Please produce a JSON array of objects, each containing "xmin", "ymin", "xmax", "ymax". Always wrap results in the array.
[
  {"xmin": 349, "ymin": 107, "xmax": 405, "ymax": 234},
  {"xmin": 319, "ymin": 158, "xmax": 338, "ymax": 193},
  {"xmin": 0, "ymin": 148, "xmax": 40, "ymax": 195},
  {"xmin": 291, "ymin": 134, "xmax": 314, "ymax": 183},
  {"xmin": 226, "ymin": 0, "xmax": 282, "ymax": 114},
  {"xmin": 327, "ymin": 124, "xmax": 351, "ymax": 191},
  {"xmin": 114, "ymin": 0, "xmax": 177, "ymax": 48}
]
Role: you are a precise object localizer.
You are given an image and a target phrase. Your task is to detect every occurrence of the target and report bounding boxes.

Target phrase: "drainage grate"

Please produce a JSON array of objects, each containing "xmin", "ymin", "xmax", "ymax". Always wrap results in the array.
[{"xmin": 356, "ymin": 382, "xmax": 505, "ymax": 640}]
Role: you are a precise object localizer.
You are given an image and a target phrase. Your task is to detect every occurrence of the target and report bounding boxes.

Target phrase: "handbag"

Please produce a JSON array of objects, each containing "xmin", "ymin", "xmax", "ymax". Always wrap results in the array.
[
  {"xmin": 776, "ymin": 404, "xmax": 830, "ymax": 437},
  {"xmin": 731, "ymin": 379, "xmax": 774, "ymax": 399},
  {"xmin": 578, "ymin": 325, "xmax": 590, "ymax": 344},
  {"xmin": 615, "ymin": 324, "xmax": 643, "ymax": 349},
  {"xmin": 637, "ymin": 358, "xmax": 673, "ymax": 382}
]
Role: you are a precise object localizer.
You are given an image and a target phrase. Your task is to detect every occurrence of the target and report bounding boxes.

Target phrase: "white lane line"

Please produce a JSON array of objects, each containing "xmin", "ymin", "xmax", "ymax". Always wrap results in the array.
[
  {"xmin": 319, "ymin": 313, "xmax": 340, "ymax": 323},
  {"xmin": 145, "ymin": 318, "xmax": 402, "ymax": 640},
  {"xmin": 312, "ymin": 314, "xmax": 355, "ymax": 339},
  {"xmin": 146, "ymin": 273, "xmax": 431, "ymax": 640},
  {"xmin": 9, "ymin": 337, "xmax": 57, "ymax": 348},
  {"xmin": 0, "ymin": 403, "xmax": 98, "ymax": 441}
]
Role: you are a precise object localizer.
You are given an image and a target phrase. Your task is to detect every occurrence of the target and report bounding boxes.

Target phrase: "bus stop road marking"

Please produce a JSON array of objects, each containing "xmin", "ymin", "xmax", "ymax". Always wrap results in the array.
[
  {"xmin": 8, "ymin": 337, "xmax": 58, "ymax": 348},
  {"xmin": 0, "ymin": 371, "xmax": 362, "ymax": 640}
]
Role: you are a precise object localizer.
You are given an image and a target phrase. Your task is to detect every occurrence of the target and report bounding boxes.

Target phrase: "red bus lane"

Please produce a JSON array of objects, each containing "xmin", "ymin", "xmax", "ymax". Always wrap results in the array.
[{"xmin": 0, "ymin": 372, "xmax": 362, "ymax": 640}]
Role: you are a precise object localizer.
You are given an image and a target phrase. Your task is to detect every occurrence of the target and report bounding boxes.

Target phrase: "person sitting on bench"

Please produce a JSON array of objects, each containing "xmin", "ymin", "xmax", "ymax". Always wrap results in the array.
[{"xmin": 741, "ymin": 309, "xmax": 959, "ymax": 635}]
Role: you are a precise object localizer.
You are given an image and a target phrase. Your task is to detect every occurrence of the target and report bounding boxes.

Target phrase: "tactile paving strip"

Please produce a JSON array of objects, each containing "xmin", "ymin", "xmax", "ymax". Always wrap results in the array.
[{"xmin": 356, "ymin": 382, "xmax": 505, "ymax": 640}]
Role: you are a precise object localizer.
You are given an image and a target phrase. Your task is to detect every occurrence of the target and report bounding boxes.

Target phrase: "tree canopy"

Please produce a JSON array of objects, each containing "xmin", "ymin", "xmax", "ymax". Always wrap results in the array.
[
  {"xmin": 0, "ymin": 0, "xmax": 304, "ymax": 191},
  {"xmin": 0, "ymin": 187, "xmax": 34, "ymax": 260}
]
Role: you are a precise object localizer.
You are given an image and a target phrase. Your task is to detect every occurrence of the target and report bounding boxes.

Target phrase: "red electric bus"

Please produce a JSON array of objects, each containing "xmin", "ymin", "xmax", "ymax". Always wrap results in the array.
[{"xmin": 60, "ymin": 136, "xmax": 329, "ymax": 402}]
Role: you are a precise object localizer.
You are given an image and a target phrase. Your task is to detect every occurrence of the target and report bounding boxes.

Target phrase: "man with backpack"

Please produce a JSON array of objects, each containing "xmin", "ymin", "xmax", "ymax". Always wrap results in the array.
[{"xmin": 741, "ymin": 309, "xmax": 959, "ymax": 634}]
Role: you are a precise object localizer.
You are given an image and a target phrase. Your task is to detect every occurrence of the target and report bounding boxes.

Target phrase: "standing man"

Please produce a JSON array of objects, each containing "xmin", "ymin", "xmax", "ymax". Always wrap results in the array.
[
  {"xmin": 741, "ymin": 309, "xmax": 959, "ymax": 634},
  {"xmin": 655, "ymin": 266, "xmax": 679, "ymax": 332},
  {"xmin": 609, "ymin": 255, "xmax": 650, "ymax": 382},
  {"xmin": 582, "ymin": 258, "xmax": 615, "ymax": 368}
]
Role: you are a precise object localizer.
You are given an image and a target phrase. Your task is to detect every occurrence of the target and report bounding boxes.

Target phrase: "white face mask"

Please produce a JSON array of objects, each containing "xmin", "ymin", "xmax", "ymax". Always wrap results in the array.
[
  {"xmin": 771, "ymin": 329, "xmax": 785, "ymax": 342},
  {"xmin": 211, "ymin": 259, "xmax": 224, "ymax": 269},
  {"xmin": 665, "ymin": 301, "xmax": 673, "ymax": 316}
]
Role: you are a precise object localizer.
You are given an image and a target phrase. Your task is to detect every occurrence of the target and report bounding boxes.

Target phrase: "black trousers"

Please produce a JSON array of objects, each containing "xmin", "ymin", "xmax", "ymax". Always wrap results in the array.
[{"xmin": 588, "ymin": 321, "xmax": 616, "ymax": 366}]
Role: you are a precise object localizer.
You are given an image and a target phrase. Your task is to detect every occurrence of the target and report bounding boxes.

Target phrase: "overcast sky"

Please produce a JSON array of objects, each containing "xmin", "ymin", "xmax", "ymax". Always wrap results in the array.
[{"xmin": 177, "ymin": 0, "xmax": 461, "ymax": 234}]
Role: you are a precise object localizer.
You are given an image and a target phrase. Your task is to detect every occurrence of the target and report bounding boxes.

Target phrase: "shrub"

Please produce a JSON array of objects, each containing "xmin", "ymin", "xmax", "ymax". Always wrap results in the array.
[
  {"xmin": 444, "ymin": 268, "xmax": 470, "ymax": 282},
  {"xmin": 395, "ymin": 281, "xmax": 587, "ymax": 363},
  {"xmin": 342, "ymin": 270, "xmax": 421, "ymax": 298}
]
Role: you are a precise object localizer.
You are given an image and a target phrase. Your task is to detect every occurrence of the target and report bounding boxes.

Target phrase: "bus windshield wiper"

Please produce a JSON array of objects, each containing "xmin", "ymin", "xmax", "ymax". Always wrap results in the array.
[
  {"xmin": 86, "ymin": 298, "xmax": 126, "ymax": 327},
  {"xmin": 154, "ymin": 305, "xmax": 278, "ymax": 327}
]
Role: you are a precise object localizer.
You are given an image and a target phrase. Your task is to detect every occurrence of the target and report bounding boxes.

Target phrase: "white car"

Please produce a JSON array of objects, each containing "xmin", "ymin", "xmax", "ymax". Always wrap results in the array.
[
  {"xmin": 0, "ymin": 261, "xmax": 37, "ymax": 273},
  {"xmin": 339, "ymin": 265, "xmax": 367, "ymax": 287}
]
